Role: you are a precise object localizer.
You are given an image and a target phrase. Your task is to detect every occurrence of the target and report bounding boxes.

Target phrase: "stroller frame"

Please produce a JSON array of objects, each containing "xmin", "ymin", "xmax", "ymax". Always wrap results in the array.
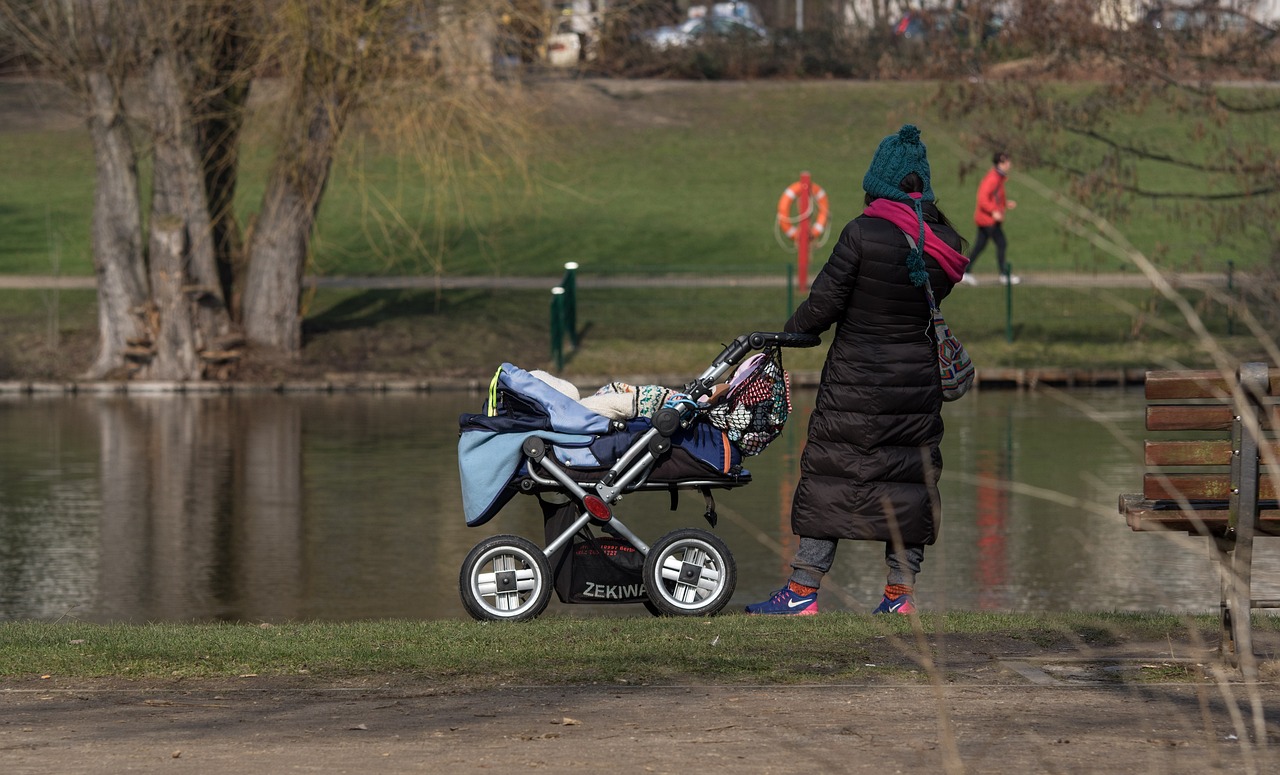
[{"xmin": 459, "ymin": 331, "xmax": 820, "ymax": 621}]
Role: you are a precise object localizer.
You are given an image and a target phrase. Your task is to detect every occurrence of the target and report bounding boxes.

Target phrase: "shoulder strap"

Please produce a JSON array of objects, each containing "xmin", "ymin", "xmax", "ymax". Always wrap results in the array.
[{"xmin": 900, "ymin": 231, "xmax": 940, "ymax": 312}]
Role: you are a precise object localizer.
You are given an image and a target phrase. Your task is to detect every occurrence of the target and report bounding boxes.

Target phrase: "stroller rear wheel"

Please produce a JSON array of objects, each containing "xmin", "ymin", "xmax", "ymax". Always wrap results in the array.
[
  {"xmin": 459, "ymin": 535, "xmax": 552, "ymax": 622},
  {"xmin": 643, "ymin": 528, "xmax": 736, "ymax": 617}
]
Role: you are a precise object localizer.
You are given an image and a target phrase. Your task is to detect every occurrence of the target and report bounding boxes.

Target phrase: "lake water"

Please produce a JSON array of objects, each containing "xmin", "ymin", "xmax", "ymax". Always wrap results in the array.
[{"xmin": 2, "ymin": 386, "xmax": 1276, "ymax": 623}]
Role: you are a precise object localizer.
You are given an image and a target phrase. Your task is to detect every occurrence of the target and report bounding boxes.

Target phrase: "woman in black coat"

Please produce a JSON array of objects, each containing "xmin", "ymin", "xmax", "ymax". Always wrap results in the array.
[{"xmin": 746, "ymin": 125, "xmax": 969, "ymax": 616}]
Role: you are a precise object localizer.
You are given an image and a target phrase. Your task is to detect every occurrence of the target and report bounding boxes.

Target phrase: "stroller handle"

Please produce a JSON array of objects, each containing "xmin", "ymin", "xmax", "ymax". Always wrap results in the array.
[
  {"xmin": 715, "ymin": 331, "xmax": 821, "ymax": 368},
  {"xmin": 684, "ymin": 331, "xmax": 822, "ymax": 401}
]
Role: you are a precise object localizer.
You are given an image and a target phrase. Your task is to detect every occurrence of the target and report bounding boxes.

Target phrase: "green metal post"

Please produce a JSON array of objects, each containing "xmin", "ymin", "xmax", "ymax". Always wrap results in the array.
[
  {"xmin": 1004, "ymin": 263, "xmax": 1014, "ymax": 343},
  {"xmin": 562, "ymin": 262, "xmax": 578, "ymax": 348},
  {"xmin": 550, "ymin": 287, "xmax": 565, "ymax": 371}
]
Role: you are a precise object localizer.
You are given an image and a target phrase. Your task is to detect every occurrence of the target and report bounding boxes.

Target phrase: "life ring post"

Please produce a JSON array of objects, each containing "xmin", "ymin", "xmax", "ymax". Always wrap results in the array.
[{"xmin": 775, "ymin": 173, "xmax": 827, "ymax": 294}]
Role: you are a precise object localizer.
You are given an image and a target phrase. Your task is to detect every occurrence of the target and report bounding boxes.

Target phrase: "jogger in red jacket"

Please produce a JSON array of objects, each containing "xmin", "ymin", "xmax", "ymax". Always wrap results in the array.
[{"xmin": 962, "ymin": 151, "xmax": 1018, "ymax": 285}]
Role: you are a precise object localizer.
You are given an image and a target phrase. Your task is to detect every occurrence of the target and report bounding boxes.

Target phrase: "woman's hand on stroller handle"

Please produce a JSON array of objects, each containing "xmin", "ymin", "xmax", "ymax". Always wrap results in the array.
[{"xmin": 748, "ymin": 331, "xmax": 822, "ymax": 350}]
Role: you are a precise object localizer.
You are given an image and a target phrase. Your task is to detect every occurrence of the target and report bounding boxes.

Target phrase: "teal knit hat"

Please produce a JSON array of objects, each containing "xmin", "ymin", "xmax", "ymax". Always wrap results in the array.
[
  {"xmin": 862, "ymin": 124, "xmax": 934, "ymax": 286},
  {"xmin": 861, "ymin": 124, "xmax": 934, "ymax": 203}
]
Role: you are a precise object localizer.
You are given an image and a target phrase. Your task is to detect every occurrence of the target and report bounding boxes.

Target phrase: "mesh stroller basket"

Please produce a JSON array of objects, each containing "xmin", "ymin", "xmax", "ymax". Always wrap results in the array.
[{"xmin": 706, "ymin": 347, "xmax": 791, "ymax": 457}]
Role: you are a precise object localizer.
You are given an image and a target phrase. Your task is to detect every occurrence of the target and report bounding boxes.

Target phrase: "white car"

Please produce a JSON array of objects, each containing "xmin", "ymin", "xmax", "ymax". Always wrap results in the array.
[
  {"xmin": 644, "ymin": 15, "xmax": 768, "ymax": 51},
  {"xmin": 546, "ymin": 29, "xmax": 582, "ymax": 67}
]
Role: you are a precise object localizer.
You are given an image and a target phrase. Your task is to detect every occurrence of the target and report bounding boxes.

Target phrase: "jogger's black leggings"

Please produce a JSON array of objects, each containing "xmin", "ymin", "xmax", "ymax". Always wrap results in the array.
[{"xmin": 968, "ymin": 224, "xmax": 1008, "ymax": 274}]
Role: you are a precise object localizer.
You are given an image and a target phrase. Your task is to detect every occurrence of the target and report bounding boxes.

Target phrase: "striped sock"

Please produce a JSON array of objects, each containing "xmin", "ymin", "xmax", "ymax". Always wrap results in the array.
[
  {"xmin": 788, "ymin": 580, "xmax": 818, "ymax": 596},
  {"xmin": 884, "ymin": 584, "xmax": 914, "ymax": 600}
]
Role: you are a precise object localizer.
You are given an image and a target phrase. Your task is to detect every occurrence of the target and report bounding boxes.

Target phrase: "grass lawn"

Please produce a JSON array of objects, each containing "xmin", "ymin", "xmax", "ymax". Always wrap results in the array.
[
  {"xmin": 0, "ymin": 79, "xmax": 1270, "ymax": 281},
  {"xmin": 3, "ymin": 613, "xmax": 1269, "ymax": 683},
  {"xmin": 0, "ymin": 79, "xmax": 1271, "ymax": 380}
]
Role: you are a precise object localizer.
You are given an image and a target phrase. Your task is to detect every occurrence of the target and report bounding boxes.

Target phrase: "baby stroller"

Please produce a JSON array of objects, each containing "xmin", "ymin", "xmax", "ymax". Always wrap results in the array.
[{"xmin": 456, "ymin": 331, "xmax": 820, "ymax": 621}]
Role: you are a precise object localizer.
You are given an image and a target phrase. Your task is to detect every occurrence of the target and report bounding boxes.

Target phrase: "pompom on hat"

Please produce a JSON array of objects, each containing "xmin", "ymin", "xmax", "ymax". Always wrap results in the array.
[{"xmin": 862, "ymin": 124, "xmax": 935, "ymax": 286}]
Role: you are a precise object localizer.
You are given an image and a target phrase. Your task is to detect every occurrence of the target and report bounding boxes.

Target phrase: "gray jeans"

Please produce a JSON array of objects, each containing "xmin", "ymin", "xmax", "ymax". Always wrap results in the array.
[{"xmin": 789, "ymin": 537, "xmax": 924, "ymax": 590}]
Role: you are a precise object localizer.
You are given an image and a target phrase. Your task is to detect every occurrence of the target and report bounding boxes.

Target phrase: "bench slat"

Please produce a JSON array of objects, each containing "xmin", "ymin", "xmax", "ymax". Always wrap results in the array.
[
  {"xmin": 1145, "ymin": 370, "xmax": 1280, "ymax": 400},
  {"xmin": 1145, "ymin": 440, "xmax": 1232, "ymax": 465},
  {"xmin": 1147, "ymin": 405, "xmax": 1279, "ymax": 431},
  {"xmin": 1146, "ymin": 439, "xmax": 1280, "ymax": 465},
  {"xmin": 1120, "ymin": 494, "xmax": 1280, "ymax": 535},
  {"xmin": 1143, "ymin": 473, "xmax": 1277, "ymax": 500}
]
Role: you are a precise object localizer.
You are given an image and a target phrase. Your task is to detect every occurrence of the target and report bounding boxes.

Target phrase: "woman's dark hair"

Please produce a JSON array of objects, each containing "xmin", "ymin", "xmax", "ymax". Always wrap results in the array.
[
  {"xmin": 863, "ymin": 172, "xmax": 961, "ymax": 237},
  {"xmin": 994, "ymin": 151, "xmax": 1009, "ymax": 165}
]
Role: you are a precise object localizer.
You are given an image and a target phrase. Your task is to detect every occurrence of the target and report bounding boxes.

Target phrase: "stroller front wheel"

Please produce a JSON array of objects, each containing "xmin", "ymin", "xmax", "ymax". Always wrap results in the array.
[
  {"xmin": 459, "ymin": 535, "xmax": 552, "ymax": 622},
  {"xmin": 643, "ymin": 529, "xmax": 736, "ymax": 617}
]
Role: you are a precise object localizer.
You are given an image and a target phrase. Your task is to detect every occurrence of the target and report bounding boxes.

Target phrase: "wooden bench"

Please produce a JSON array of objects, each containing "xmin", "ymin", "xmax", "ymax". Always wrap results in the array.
[{"xmin": 1119, "ymin": 363, "xmax": 1279, "ymax": 668}]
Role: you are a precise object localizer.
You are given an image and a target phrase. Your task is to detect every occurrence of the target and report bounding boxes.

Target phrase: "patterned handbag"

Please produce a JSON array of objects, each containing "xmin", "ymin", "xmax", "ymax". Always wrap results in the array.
[
  {"xmin": 899, "ymin": 228, "xmax": 974, "ymax": 401},
  {"xmin": 923, "ymin": 278, "xmax": 975, "ymax": 401}
]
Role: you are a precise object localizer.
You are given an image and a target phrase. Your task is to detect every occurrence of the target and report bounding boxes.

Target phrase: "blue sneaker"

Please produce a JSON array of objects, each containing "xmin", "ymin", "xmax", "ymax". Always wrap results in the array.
[
  {"xmin": 744, "ymin": 586, "xmax": 818, "ymax": 615},
  {"xmin": 873, "ymin": 594, "xmax": 916, "ymax": 615}
]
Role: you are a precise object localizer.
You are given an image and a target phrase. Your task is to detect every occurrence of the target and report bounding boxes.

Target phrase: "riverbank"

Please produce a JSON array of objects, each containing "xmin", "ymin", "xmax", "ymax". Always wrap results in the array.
[{"xmin": 0, "ymin": 269, "xmax": 1251, "ymax": 390}]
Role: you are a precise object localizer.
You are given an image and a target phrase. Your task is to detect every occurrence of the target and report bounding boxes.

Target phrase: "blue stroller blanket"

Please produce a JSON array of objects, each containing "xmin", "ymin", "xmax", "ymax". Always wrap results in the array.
[{"xmin": 458, "ymin": 363, "xmax": 743, "ymax": 527}]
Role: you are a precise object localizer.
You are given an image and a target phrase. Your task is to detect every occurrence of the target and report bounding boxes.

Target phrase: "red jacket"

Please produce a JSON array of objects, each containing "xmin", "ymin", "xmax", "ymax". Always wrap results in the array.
[{"xmin": 973, "ymin": 167, "xmax": 1007, "ymax": 228}]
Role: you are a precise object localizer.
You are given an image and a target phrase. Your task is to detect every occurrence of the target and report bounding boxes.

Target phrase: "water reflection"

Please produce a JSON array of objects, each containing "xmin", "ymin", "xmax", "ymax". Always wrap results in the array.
[{"xmin": 1, "ymin": 388, "xmax": 1275, "ymax": 623}]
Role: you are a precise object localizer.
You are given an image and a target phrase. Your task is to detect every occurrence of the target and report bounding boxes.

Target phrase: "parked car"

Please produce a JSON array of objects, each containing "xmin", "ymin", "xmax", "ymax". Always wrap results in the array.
[
  {"xmin": 644, "ymin": 14, "xmax": 768, "ymax": 51},
  {"xmin": 546, "ymin": 0, "xmax": 601, "ymax": 67},
  {"xmin": 691, "ymin": 2, "xmax": 765, "ymax": 27},
  {"xmin": 893, "ymin": 6, "xmax": 1005, "ymax": 44},
  {"xmin": 545, "ymin": 23, "xmax": 582, "ymax": 67},
  {"xmin": 1142, "ymin": 2, "xmax": 1277, "ymax": 43}
]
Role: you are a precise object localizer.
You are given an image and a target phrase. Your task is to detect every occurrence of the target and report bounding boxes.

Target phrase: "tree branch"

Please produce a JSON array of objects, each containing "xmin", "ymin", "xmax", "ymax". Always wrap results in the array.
[
  {"xmin": 1046, "ymin": 161, "xmax": 1277, "ymax": 201},
  {"xmin": 1062, "ymin": 126, "xmax": 1274, "ymax": 176}
]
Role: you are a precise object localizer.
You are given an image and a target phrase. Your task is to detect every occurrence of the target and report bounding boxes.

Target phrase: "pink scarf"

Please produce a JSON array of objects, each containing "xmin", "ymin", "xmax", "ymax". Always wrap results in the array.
[{"xmin": 862, "ymin": 199, "xmax": 969, "ymax": 283}]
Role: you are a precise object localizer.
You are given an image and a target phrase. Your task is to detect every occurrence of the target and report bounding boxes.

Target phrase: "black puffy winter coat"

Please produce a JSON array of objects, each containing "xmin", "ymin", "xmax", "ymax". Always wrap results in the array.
[{"xmin": 783, "ymin": 203, "xmax": 962, "ymax": 545}]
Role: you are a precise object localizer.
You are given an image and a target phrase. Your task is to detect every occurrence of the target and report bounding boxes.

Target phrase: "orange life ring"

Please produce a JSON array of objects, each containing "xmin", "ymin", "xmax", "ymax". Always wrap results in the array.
[{"xmin": 776, "ymin": 182, "xmax": 829, "ymax": 241}]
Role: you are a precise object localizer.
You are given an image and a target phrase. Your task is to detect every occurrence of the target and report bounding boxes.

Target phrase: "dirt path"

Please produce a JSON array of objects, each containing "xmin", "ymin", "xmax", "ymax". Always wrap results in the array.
[{"xmin": 5, "ymin": 640, "xmax": 1279, "ymax": 774}]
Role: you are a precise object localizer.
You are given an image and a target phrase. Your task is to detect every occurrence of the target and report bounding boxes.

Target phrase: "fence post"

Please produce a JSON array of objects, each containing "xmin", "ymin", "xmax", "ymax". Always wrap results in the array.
[
  {"xmin": 550, "ymin": 286, "xmax": 565, "ymax": 371},
  {"xmin": 1004, "ymin": 263, "xmax": 1014, "ymax": 343},
  {"xmin": 562, "ymin": 262, "xmax": 578, "ymax": 348}
]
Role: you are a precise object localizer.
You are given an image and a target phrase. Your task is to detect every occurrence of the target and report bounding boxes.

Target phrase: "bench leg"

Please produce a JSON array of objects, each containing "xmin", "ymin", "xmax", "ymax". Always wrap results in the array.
[
  {"xmin": 1214, "ymin": 536, "xmax": 1239, "ymax": 666},
  {"xmin": 1229, "ymin": 523, "xmax": 1257, "ymax": 673},
  {"xmin": 1227, "ymin": 364, "xmax": 1264, "ymax": 675}
]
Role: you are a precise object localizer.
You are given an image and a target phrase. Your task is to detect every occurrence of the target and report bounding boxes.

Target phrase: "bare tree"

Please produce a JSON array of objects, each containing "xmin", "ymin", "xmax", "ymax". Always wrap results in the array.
[
  {"xmin": 7, "ymin": 1, "xmax": 151, "ymax": 377},
  {"xmin": 240, "ymin": 1, "xmax": 384, "ymax": 353},
  {"xmin": 3, "ymin": 0, "xmax": 531, "ymax": 378}
]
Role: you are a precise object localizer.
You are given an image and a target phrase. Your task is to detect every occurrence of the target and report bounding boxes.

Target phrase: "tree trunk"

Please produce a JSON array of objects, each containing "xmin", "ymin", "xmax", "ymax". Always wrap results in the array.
[
  {"xmin": 143, "ymin": 221, "xmax": 202, "ymax": 380},
  {"xmin": 239, "ymin": 170, "xmax": 317, "ymax": 353},
  {"xmin": 141, "ymin": 48, "xmax": 236, "ymax": 380},
  {"xmin": 241, "ymin": 18, "xmax": 363, "ymax": 353},
  {"xmin": 192, "ymin": 5, "xmax": 251, "ymax": 315},
  {"xmin": 82, "ymin": 69, "xmax": 148, "ymax": 379}
]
